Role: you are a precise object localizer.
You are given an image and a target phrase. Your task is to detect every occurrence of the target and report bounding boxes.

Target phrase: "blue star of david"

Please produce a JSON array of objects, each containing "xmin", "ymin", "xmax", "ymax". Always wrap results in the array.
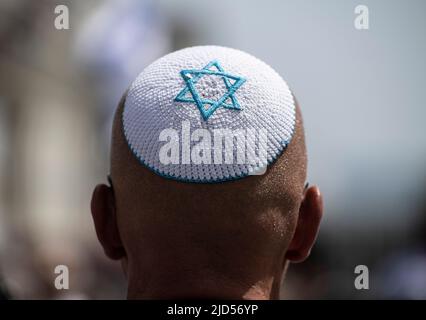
[{"xmin": 174, "ymin": 60, "xmax": 246, "ymax": 121}]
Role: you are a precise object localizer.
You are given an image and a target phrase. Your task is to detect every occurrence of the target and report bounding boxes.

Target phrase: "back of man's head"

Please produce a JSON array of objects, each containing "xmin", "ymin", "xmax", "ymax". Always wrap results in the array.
[{"xmin": 91, "ymin": 46, "xmax": 323, "ymax": 299}]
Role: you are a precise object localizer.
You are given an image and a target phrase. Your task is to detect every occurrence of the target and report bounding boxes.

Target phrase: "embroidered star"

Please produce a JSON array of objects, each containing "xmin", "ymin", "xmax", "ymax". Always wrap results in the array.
[{"xmin": 174, "ymin": 60, "xmax": 246, "ymax": 120}]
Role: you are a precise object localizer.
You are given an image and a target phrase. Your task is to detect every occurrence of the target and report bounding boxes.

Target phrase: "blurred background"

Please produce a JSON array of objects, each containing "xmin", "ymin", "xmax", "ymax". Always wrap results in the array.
[{"xmin": 0, "ymin": 0, "xmax": 425, "ymax": 299}]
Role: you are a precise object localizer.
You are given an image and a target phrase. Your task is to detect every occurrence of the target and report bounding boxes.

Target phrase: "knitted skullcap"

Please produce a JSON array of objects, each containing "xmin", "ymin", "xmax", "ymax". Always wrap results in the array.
[{"xmin": 123, "ymin": 46, "xmax": 296, "ymax": 183}]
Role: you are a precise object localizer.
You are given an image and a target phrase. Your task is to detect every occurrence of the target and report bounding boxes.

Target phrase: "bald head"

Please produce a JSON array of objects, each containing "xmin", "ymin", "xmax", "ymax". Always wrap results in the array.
[{"xmin": 91, "ymin": 47, "xmax": 323, "ymax": 299}]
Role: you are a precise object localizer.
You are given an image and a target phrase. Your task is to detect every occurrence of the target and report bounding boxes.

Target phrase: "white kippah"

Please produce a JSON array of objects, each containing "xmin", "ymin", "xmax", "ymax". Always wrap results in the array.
[{"xmin": 123, "ymin": 46, "xmax": 296, "ymax": 183}]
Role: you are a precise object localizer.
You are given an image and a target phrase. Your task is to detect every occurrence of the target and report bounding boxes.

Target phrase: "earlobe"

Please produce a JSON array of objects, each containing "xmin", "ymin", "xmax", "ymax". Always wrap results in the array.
[
  {"xmin": 91, "ymin": 184, "xmax": 126, "ymax": 260},
  {"xmin": 285, "ymin": 186, "xmax": 323, "ymax": 263}
]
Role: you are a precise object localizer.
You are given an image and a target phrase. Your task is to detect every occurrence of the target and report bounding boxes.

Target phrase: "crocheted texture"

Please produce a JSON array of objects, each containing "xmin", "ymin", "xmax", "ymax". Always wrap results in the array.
[{"xmin": 123, "ymin": 46, "xmax": 296, "ymax": 183}]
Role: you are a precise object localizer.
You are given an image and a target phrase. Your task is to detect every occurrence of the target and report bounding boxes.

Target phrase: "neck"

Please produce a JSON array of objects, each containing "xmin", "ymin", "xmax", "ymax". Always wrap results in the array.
[
  {"xmin": 127, "ymin": 282, "xmax": 273, "ymax": 300},
  {"xmin": 126, "ymin": 270, "xmax": 283, "ymax": 300},
  {"xmin": 124, "ymin": 258, "xmax": 287, "ymax": 300}
]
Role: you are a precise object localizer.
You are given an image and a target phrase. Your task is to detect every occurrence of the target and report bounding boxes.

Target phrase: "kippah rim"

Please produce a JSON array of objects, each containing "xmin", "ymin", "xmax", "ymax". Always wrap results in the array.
[{"xmin": 121, "ymin": 96, "xmax": 296, "ymax": 184}]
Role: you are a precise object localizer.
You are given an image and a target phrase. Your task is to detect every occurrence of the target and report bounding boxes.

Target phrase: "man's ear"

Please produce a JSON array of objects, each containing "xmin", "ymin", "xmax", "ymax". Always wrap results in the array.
[
  {"xmin": 285, "ymin": 186, "xmax": 323, "ymax": 263},
  {"xmin": 91, "ymin": 184, "xmax": 126, "ymax": 260}
]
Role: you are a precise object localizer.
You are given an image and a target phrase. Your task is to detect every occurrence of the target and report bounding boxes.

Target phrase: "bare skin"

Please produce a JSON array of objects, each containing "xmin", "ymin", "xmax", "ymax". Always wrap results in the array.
[{"xmin": 91, "ymin": 93, "xmax": 323, "ymax": 299}]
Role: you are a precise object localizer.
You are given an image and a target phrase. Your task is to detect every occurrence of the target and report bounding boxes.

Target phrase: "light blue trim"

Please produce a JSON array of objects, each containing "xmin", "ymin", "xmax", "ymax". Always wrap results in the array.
[{"xmin": 175, "ymin": 60, "xmax": 246, "ymax": 121}]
